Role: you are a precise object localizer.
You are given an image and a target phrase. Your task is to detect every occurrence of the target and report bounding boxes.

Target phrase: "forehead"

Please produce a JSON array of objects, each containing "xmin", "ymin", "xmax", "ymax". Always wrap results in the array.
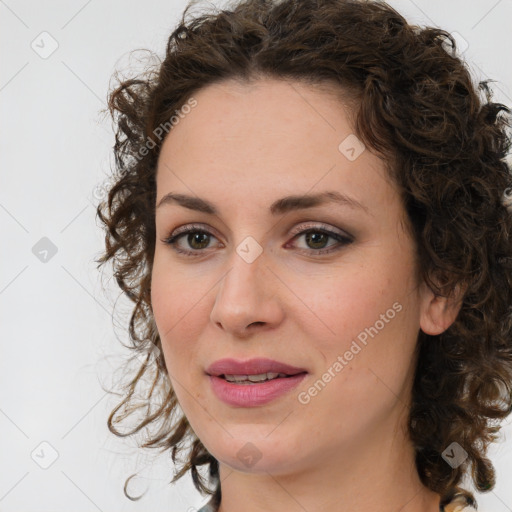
[
  {"xmin": 155, "ymin": 77, "xmax": 392, "ymax": 211},
  {"xmin": 163, "ymin": 77, "xmax": 356, "ymax": 143}
]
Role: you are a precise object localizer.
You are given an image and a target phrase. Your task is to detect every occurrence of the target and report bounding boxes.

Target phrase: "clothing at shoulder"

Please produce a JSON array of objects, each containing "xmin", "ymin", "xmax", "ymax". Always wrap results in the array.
[
  {"xmin": 444, "ymin": 503, "xmax": 478, "ymax": 512},
  {"xmin": 196, "ymin": 498, "xmax": 479, "ymax": 512},
  {"xmin": 196, "ymin": 503, "xmax": 480, "ymax": 512}
]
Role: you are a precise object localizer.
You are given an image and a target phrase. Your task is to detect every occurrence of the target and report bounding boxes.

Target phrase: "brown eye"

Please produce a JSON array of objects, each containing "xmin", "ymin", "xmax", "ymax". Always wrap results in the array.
[
  {"xmin": 187, "ymin": 232, "xmax": 211, "ymax": 250},
  {"xmin": 162, "ymin": 225, "xmax": 219, "ymax": 256},
  {"xmin": 290, "ymin": 228, "xmax": 352, "ymax": 255},
  {"xmin": 304, "ymin": 231, "xmax": 330, "ymax": 250}
]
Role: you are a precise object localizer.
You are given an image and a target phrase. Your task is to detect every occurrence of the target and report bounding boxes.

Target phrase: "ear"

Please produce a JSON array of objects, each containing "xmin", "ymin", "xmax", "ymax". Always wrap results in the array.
[{"xmin": 419, "ymin": 279, "xmax": 466, "ymax": 336}]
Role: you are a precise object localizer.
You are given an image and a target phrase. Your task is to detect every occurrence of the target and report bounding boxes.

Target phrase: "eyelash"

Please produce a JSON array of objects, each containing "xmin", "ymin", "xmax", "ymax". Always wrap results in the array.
[{"xmin": 161, "ymin": 222, "xmax": 353, "ymax": 257}]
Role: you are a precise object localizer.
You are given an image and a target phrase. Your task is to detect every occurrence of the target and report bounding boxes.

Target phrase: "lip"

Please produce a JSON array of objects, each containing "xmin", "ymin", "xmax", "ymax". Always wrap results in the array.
[
  {"xmin": 206, "ymin": 358, "xmax": 308, "ymax": 407},
  {"xmin": 205, "ymin": 357, "xmax": 308, "ymax": 377},
  {"xmin": 208, "ymin": 373, "xmax": 307, "ymax": 407}
]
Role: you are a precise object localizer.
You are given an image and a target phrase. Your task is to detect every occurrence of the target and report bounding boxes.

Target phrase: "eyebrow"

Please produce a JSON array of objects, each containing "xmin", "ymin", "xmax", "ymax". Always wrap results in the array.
[{"xmin": 156, "ymin": 190, "xmax": 370, "ymax": 216}]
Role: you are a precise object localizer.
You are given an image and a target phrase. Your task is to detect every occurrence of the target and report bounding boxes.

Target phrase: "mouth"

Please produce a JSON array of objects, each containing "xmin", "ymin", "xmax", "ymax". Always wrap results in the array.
[
  {"xmin": 205, "ymin": 357, "xmax": 308, "ymax": 380},
  {"xmin": 218, "ymin": 371, "xmax": 306, "ymax": 384},
  {"xmin": 205, "ymin": 358, "xmax": 309, "ymax": 407}
]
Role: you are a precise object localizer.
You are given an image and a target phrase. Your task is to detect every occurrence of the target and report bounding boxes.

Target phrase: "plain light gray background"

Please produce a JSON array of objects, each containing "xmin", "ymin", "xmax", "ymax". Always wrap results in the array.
[{"xmin": 1, "ymin": 1, "xmax": 512, "ymax": 511}]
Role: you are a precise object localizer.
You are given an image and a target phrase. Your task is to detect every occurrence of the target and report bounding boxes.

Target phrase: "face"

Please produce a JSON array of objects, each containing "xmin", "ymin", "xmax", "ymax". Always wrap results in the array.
[{"xmin": 151, "ymin": 77, "xmax": 449, "ymax": 476}]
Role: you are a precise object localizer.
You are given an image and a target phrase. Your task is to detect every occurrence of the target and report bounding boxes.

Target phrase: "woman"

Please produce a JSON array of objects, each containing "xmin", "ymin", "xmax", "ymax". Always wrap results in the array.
[{"xmin": 95, "ymin": 0, "xmax": 512, "ymax": 511}]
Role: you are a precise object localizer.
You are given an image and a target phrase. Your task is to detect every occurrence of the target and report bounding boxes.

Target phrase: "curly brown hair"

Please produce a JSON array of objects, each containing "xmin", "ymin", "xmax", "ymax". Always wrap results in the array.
[{"xmin": 95, "ymin": 0, "xmax": 512, "ymax": 509}]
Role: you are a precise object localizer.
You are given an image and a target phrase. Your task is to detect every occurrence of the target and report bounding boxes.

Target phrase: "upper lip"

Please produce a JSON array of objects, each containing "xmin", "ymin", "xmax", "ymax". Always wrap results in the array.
[{"xmin": 206, "ymin": 358, "xmax": 308, "ymax": 376}]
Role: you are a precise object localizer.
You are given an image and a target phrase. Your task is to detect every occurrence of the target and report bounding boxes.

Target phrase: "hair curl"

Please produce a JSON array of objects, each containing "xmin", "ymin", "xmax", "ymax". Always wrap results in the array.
[{"xmin": 95, "ymin": 0, "xmax": 512, "ymax": 509}]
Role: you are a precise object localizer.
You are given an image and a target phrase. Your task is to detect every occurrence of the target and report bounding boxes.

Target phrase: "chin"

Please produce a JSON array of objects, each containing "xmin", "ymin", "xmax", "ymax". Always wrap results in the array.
[{"xmin": 207, "ymin": 434, "xmax": 301, "ymax": 475}]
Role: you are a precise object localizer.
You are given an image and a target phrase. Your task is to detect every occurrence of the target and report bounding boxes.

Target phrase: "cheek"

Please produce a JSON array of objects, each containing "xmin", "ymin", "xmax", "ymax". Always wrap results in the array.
[
  {"xmin": 296, "ymin": 259, "xmax": 419, "ymax": 377},
  {"xmin": 150, "ymin": 262, "xmax": 188, "ymax": 365},
  {"xmin": 150, "ymin": 258, "xmax": 212, "ymax": 376},
  {"xmin": 291, "ymin": 265, "xmax": 395, "ymax": 340},
  {"xmin": 150, "ymin": 262, "xmax": 175, "ymax": 338},
  {"xmin": 151, "ymin": 255, "xmax": 198, "ymax": 331}
]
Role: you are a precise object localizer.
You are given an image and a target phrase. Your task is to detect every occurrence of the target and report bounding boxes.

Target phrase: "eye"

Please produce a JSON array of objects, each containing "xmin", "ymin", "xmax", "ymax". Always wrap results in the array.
[
  {"xmin": 161, "ymin": 223, "xmax": 220, "ymax": 256},
  {"xmin": 161, "ymin": 222, "xmax": 353, "ymax": 257},
  {"xmin": 287, "ymin": 222, "xmax": 353, "ymax": 256}
]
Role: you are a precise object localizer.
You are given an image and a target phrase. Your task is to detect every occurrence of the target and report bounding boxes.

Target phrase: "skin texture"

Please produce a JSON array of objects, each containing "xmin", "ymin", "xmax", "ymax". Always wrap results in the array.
[{"xmin": 151, "ymin": 78, "xmax": 462, "ymax": 512}]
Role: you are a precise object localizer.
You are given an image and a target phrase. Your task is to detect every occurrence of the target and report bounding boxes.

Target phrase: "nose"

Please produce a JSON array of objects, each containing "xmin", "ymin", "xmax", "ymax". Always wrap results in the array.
[{"xmin": 209, "ymin": 246, "xmax": 284, "ymax": 337}]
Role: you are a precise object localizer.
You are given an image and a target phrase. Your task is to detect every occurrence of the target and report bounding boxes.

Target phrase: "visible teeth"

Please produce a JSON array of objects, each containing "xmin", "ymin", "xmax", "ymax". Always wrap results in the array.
[{"xmin": 223, "ymin": 372, "xmax": 287, "ymax": 383}]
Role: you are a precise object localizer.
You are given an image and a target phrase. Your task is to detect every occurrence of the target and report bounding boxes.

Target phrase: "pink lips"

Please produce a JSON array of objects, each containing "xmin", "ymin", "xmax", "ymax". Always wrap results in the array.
[
  {"xmin": 206, "ymin": 357, "xmax": 308, "ymax": 407},
  {"xmin": 206, "ymin": 357, "xmax": 307, "ymax": 377}
]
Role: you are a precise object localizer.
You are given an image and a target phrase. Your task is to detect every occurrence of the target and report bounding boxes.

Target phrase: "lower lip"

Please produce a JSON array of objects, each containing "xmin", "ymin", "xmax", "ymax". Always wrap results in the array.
[{"xmin": 208, "ymin": 373, "xmax": 307, "ymax": 407}]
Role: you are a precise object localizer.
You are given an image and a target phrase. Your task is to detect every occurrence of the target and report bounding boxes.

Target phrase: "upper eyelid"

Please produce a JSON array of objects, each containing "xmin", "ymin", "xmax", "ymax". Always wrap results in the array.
[
  {"xmin": 167, "ymin": 221, "xmax": 351, "ymax": 239},
  {"xmin": 288, "ymin": 221, "xmax": 352, "ymax": 240}
]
